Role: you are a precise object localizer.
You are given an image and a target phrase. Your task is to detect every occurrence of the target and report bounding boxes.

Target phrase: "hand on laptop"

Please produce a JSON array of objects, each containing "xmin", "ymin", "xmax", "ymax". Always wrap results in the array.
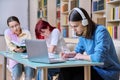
[
  {"xmin": 48, "ymin": 53, "xmax": 55, "ymax": 58},
  {"xmin": 60, "ymin": 52, "xmax": 76, "ymax": 59}
]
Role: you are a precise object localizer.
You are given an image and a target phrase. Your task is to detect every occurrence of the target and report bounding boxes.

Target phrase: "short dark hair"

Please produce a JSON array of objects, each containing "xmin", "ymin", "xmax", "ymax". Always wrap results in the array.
[
  {"xmin": 69, "ymin": 7, "xmax": 97, "ymax": 39},
  {"xmin": 7, "ymin": 16, "xmax": 20, "ymax": 26}
]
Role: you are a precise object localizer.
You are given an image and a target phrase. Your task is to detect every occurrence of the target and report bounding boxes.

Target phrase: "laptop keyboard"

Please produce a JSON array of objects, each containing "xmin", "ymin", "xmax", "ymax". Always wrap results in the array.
[{"xmin": 50, "ymin": 58, "xmax": 66, "ymax": 62}]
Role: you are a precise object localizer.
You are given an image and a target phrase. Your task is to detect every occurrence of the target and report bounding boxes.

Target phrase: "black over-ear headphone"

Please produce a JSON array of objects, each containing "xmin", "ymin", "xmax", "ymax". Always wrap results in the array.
[{"xmin": 73, "ymin": 8, "xmax": 88, "ymax": 26}]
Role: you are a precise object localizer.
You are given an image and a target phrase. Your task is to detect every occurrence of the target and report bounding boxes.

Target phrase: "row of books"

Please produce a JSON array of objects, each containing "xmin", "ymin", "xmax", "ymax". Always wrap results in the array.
[
  {"xmin": 61, "ymin": 3, "xmax": 68, "ymax": 12},
  {"xmin": 107, "ymin": 25, "xmax": 120, "ymax": 40},
  {"xmin": 110, "ymin": 6, "xmax": 120, "ymax": 21},
  {"xmin": 70, "ymin": 0, "xmax": 79, "ymax": 10},
  {"xmin": 62, "ymin": 25, "xmax": 120, "ymax": 39},
  {"xmin": 93, "ymin": 0, "xmax": 105, "ymax": 11},
  {"xmin": 38, "ymin": 0, "xmax": 47, "ymax": 19},
  {"xmin": 61, "ymin": 0, "xmax": 79, "ymax": 13},
  {"xmin": 61, "ymin": 15, "xmax": 68, "ymax": 26},
  {"xmin": 56, "ymin": 10, "xmax": 60, "ymax": 19},
  {"xmin": 62, "ymin": 26, "xmax": 69, "ymax": 38},
  {"xmin": 57, "ymin": 0, "xmax": 60, "ymax": 7},
  {"xmin": 37, "ymin": 9, "xmax": 47, "ymax": 19},
  {"xmin": 38, "ymin": 0, "xmax": 47, "ymax": 9},
  {"xmin": 61, "ymin": 26, "xmax": 78, "ymax": 38}
]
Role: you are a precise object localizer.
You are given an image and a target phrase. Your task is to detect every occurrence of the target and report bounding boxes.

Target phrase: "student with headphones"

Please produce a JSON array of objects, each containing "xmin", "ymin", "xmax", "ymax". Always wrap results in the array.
[{"xmin": 60, "ymin": 7, "xmax": 120, "ymax": 80}]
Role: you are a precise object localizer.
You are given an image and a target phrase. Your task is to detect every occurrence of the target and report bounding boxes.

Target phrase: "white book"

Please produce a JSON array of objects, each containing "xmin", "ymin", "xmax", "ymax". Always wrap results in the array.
[{"xmin": 11, "ymin": 40, "xmax": 26, "ymax": 48}]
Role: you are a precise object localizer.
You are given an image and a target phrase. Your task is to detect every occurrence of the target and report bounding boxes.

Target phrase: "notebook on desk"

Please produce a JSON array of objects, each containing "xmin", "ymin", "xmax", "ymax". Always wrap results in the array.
[{"xmin": 25, "ymin": 39, "xmax": 66, "ymax": 64}]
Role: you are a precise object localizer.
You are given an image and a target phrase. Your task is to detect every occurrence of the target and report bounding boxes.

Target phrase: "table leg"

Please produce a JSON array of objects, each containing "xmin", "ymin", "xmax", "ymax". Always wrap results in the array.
[
  {"xmin": 84, "ymin": 66, "xmax": 91, "ymax": 80},
  {"xmin": 2, "ymin": 56, "xmax": 7, "ymax": 80},
  {"xmin": 41, "ymin": 68, "xmax": 48, "ymax": 80}
]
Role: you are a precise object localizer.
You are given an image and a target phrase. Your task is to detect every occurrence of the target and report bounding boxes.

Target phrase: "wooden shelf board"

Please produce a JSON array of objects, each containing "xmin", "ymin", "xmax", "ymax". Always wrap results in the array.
[
  {"xmin": 93, "ymin": 10, "xmax": 105, "ymax": 14},
  {"xmin": 107, "ymin": 0, "xmax": 120, "ymax": 4},
  {"xmin": 62, "ymin": 0, "xmax": 69, "ymax": 2},
  {"xmin": 107, "ymin": 20, "xmax": 120, "ymax": 22},
  {"xmin": 64, "ymin": 38, "xmax": 78, "ymax": 44},
  {"xmin": 61, "ymin": 24, "xmax": 69, "ymax": 27},
  {"xmin": 61, "ymin": 11, "xmax": 69, "ymax": 14}
]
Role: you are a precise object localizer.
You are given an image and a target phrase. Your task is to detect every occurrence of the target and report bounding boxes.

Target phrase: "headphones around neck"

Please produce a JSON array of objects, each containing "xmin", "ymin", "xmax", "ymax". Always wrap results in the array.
[{"xmin": 73, "ymin": 8, "xmax": 88, "ymax": 26}]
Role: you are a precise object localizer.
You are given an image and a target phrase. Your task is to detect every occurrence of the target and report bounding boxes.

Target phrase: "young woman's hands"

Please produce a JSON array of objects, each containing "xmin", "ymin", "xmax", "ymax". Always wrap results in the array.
[
  {"xmin": 60, "ymin": 52, "xmax": 76, "ymax": 59},
  {"xmin": 74, "ymin": 53, "xmax": 91, "ymax": 61},
  {"xmin": 13, "ymin": 47, "xmax": 25, "ymax": 53}
]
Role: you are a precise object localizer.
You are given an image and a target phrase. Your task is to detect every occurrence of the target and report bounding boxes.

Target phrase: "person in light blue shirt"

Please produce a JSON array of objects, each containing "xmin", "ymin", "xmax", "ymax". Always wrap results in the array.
[{"xmin": 60, "ymin": 7, "xmax": 120, "ymax": 80}]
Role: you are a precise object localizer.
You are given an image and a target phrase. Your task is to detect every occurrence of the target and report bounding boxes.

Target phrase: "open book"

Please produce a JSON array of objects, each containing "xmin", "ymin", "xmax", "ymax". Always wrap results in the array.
[{"xmin": 11, "ymin": 40, "xmax": 26, "ymax": 49}]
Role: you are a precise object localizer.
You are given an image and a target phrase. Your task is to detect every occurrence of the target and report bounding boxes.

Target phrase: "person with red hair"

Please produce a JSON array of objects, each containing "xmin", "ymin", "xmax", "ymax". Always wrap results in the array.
[{"xmin": 35, "ymin": 20, "xmax": 69, "ymax": 80}]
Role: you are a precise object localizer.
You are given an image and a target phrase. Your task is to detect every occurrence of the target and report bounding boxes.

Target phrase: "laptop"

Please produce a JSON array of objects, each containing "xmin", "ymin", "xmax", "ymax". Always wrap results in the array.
[{"xmin": 25, "ymin": 39, "xmax": 66, "ymax": 63}]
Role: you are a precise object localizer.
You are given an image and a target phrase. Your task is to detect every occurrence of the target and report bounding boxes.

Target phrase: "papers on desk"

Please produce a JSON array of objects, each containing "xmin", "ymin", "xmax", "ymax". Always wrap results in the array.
[
  {"xmin": 20, "ymin": 54, "xmax": 28, "ymax": 59},
  {"xmin": 20, "ymin": 53, "xmax": 78, "ymax": 61},
  {"xmin": 48, "ymin": 53, "xmax": 78, "ymax": 61},
  {"xmin": 22, "ymin": 55, "xmax": 28, "ymax": 59},
  {"xmin": 66, "ymin": 58, "xmax": 77, "ymax": 61},
  {"xmin": 48, "ymin": 53, "xmax": 56, "ymax": 58}
]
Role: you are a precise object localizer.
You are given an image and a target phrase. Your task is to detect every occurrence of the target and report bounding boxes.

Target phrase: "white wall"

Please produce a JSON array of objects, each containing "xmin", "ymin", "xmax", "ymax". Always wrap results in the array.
[
  {"xmin": 0, "ymin": 0, "xmax": 29, "ymax": 35},
  {"xmin": 0, "ymin": 0, "xmax": 38, "ymax": 64},
  {"xmin": 29, "ymin": 0, "xmax": 38, "ymax": 39}
]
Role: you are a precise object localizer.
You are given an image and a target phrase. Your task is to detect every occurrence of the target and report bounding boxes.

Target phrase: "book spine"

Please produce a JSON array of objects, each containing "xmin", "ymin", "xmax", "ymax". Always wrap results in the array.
[
  {"xmin": 93, "ymin": 1, "xmax": 98, "ymax": 11},
  {"xmin": 117, "ymin": 26, "xmax": 120, "ymax": 40},
  {"xmin": 61, "ymin": 3, "xmax": 68, "ymax": 12},
  {"xmin": 107, "ymin": 26, "xmax": 113, "ymax": 37},
  {"xmin": 113, "ymin": 26, "xmax": 117, "ymax": 39}
]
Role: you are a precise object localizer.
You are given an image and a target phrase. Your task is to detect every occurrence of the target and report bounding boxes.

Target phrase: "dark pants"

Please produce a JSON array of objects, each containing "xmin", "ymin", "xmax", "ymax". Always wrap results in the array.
[
  {"xmin": 48, "ymin": 68, "xmax": 60, "ymax": 80},
  {"xmin": 37, "ymin": 68, "xmax": 60, "ymax": 80},
  {"xmin": 59, "ymin": 67, "xmax": 104, "ymax": 80}
]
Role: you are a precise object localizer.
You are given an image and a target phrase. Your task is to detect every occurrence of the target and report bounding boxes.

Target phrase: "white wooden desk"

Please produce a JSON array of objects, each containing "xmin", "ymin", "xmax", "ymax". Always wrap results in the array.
[{"xmin": 0, "ymin": 51, "xmax": 103, "ymax": 80}]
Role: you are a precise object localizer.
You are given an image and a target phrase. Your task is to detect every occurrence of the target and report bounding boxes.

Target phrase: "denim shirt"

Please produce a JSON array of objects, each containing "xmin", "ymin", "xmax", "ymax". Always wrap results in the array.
[{"xmin": 75, "ymin": 25, "xmax": 120, "ymax": 80}]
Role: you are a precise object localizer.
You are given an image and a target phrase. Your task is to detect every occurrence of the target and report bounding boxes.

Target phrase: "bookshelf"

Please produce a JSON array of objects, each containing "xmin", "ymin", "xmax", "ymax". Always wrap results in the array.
[
  {"xmin": 60, "ymin": 0, "xmax": 92, "ymax": 44},
  {"xmin": 92, "ymin": 0, "xmax": 106, "ymax": 26},
  {"xmin": 92, "ymin": 0, "xmax": 120, "ymax": 40},
  {"xmin": 106, "ymin": 0, "xmax": 120, "ymax": 40},
  {"xmin": 60, "ymin": 0, "xmax": 79, "ymax": 38},
  {"xmin": 37, "ymin": 0, "xmax": 47, "ymax": 21},
  {"xmin": 37, "ymin": 0, "xmax": 57, "ymax": 27}
]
